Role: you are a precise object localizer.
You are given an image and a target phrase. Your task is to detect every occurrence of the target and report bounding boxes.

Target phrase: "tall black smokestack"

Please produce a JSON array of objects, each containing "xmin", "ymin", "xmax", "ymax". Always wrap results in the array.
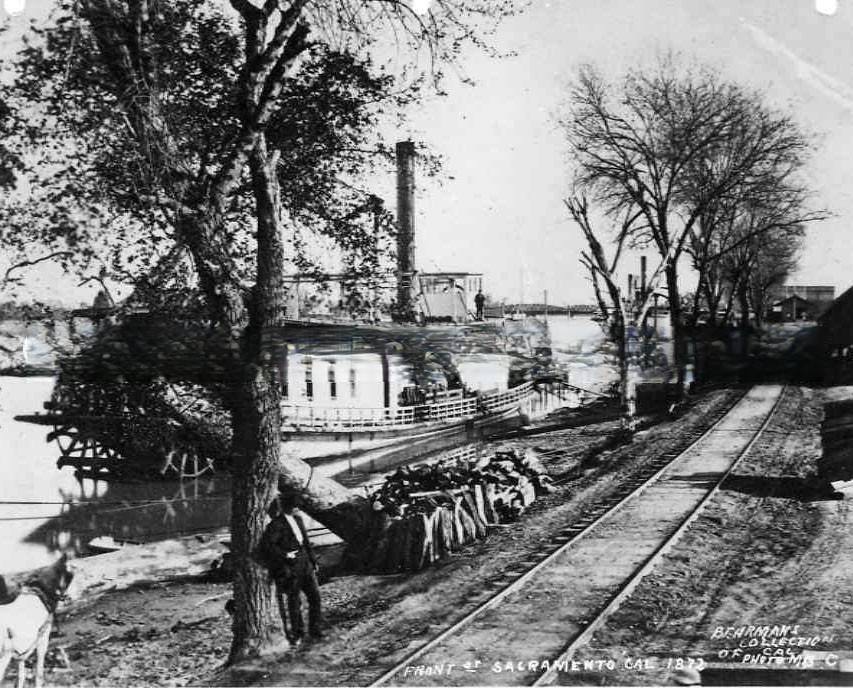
[
  {"xmin": 396, "ymin": 141, "xmax": 416, "ymax": 318},
  {"xmin": 640, "ymin": 255, "xmax": 647, "ymax": 298}
]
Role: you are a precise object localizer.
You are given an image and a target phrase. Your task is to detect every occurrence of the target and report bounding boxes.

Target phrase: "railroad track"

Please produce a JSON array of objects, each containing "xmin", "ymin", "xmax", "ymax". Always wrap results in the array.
[
  {"xmin": 364, "ymin": 384, "xmax": 785, "ymax": 687},
  {"xmin": 336, "ymin": 387, "xmax": 741, "ymax": 495},
  {"xmin": 316, "ymin": 387, "xmax": 745, "ymax": 539}
]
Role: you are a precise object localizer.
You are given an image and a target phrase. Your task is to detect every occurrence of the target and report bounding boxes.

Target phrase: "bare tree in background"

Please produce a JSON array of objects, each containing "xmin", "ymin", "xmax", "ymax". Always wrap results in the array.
[
  {"xmin": 566, "ymin": 195, "xmax": 679, "ymax": 419},
  {"xmin": 681, "ymin": 105, "xmax": 822, "ymax": 333},
  {"xmin": 560, "ymin": 57, "xmax": 822, "ymax": 389},
  {"xmin": 749, "ymin": 229, "xmax": 803, "ymax": 330},
  {"xmin": 717, "ymin": 217, "xmax": 804, "ymax": 335},
  {"xmin": 686, "ymin": 197, "xmax": 817, "ymax": 331}
]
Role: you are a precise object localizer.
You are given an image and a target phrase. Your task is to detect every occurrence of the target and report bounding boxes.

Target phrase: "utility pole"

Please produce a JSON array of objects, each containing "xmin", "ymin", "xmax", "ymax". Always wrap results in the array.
[
  {"xmin": 395, "ymin": 141, "xmax": 416, "ymax": 321},
  {"xmin": 370, "ymin": 195, "xmax": 383, "ymax": 323}
]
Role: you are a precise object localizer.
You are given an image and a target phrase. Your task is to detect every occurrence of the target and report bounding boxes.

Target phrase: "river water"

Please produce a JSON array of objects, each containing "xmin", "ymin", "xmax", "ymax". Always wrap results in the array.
[{"xmin": 2, "ymin": 315, "xmax": 614, "ymax": 573}]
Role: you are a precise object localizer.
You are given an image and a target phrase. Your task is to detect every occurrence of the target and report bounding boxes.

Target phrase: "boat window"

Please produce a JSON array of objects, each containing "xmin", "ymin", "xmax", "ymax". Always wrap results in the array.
[
  {"xmin": 349, "ymin": 367, "xmax": 357, "ymax": 398},
  {"xmin": 303, "ymin": 358, "xmax": 313, "ymax": 400},
  {"xmin": 328, "ymin": 361, "xmax": 337, "ymax": 399},
  {"xmin": 281, "ymin": 361, "xmax": 289, "ymax": 399}
]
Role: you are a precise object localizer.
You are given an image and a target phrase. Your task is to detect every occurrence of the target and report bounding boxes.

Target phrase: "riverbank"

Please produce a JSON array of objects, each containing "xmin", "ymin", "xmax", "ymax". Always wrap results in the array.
[{"xmin": 24, "ymin": 387, "xmax": 743, "ymax": 687}]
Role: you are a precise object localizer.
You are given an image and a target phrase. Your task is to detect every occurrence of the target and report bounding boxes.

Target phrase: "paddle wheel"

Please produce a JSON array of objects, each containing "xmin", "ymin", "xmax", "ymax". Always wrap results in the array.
[
  {"xmin": 36, "ymin": 376, "xmax": 228, "ymax": 480},
  {"xmin": 48, "ymin": 418, "xmax": 216, "ymax": 479}
]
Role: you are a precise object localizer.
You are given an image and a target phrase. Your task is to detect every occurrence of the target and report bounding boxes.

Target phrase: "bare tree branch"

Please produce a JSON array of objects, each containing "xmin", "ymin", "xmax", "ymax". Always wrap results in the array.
[{"xmin": 3, "ymin": 251, "xmax": 75, "ymax": 284}]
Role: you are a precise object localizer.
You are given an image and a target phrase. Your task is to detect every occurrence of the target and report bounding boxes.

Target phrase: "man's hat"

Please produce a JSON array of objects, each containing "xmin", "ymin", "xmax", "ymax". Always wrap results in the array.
[{"xmin": 268, "ymin": 492, "xmax": 300, "ymax": 517}]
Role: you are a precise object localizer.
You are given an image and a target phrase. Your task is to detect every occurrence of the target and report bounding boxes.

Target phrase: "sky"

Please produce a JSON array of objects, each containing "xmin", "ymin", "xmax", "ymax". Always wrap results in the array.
[
  {"xmin": 1, "ymin": 0, "xmax": 852, "ymax": 306},
  {"xmin": 389, "ymin": 0, "xmax": 853, "ymax": 305}
]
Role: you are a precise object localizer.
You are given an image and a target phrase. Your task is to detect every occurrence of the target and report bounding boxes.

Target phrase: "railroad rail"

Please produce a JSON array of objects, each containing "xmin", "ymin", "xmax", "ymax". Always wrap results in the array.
[{"xmin": 364, "ymin": 384, "xmax": 784, "ymax": 687}]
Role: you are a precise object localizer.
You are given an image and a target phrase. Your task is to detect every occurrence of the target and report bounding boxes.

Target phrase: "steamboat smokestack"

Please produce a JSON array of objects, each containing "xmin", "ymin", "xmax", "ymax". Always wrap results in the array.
[
  {"xmin": 640, "ymin": 255, "xmax": 647, "ymax": 298},
  {"xmin": 396, "ymin": 141, "xmax": 416, "ymax": 319}
]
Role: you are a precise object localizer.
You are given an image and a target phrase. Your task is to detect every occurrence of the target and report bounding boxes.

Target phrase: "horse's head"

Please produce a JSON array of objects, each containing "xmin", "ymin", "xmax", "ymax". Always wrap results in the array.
[{"xmin": 25, "ymin": 553, "xmax": 77, "ymax": 610}]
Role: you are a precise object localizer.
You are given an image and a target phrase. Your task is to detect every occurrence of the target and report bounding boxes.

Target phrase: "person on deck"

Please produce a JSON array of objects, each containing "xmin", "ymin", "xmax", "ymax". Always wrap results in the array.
[
  {"xmin": 475, "ymin": 289, "xmax": 486, "ymax": 320},
  {"xmin": 260, "ymin": 493, "xmax": 323, "ymax": 645}
]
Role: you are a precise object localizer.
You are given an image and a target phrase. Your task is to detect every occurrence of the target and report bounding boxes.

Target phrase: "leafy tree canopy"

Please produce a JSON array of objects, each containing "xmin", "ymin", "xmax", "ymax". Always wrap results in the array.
[{"xmin": 0, "ymin": 0, "xmax": 467, "ymax": 311}]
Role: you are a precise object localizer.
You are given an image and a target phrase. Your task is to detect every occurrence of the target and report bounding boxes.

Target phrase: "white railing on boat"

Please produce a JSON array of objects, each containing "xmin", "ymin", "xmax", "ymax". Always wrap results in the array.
[{"xmin": 281, "ymin": 382, "xmax": 535, "ymax": 432}]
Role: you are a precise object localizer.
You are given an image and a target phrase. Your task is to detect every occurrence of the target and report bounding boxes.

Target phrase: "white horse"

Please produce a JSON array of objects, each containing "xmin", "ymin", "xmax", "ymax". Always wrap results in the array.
[{"xmin": 0, "ymin": 555, "xmax": 74, "ymax": 688}]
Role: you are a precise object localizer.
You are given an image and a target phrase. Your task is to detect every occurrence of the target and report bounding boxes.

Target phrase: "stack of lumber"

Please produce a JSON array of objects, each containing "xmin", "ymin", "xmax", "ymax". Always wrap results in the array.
[
  {"xmin": 819, "ymin": 399, "xmax": 853, "ymax": 485},
  {"xmin": 363, "ymin": 449, "xmax": 553, "ymax": 573}
]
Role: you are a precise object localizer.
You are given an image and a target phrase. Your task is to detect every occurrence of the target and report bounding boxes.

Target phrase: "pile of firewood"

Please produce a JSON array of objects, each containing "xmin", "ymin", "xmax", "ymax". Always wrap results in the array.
[{"xmin": 362, "ymin": 449, "xmax": 553, "ymax": 573}]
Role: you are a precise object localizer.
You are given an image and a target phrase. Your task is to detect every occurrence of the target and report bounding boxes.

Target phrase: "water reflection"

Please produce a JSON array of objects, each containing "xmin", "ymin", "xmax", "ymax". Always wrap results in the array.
[
  {"xmin": 23, "ymin": 475, "xmax": 231, "ymax": 556},
  {"xmin": 2, "ymin": 376, "xmax": 231, "ymax": 573}
]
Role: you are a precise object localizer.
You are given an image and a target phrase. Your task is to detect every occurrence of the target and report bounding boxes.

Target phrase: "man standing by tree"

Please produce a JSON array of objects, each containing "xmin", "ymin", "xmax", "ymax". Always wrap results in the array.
[{"xmin": 260, "ymin": 493, "xmax": 322, "ymax": 645}]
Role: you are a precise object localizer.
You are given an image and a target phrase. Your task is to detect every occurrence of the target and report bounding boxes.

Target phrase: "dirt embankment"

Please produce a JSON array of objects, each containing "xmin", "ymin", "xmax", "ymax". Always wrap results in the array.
[
  {"xmin": 565, "ymin": 385, "xmax": 852, "ymax": 686},
  {"xmin": 38, "ymin": 389, "xmax": 740, "ymax": 687}
]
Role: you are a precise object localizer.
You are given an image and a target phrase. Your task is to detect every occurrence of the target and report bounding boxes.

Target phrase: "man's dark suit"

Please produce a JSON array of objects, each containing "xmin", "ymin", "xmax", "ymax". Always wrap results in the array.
[{"xmin": 261, "ymin": 511, "xmax": 322, "ymax": 640}]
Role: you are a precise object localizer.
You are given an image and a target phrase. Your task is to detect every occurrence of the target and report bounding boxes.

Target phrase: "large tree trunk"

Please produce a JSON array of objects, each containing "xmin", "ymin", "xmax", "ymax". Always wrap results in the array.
[
  {"xmin": 753, "ymin": 292, "xmax": 765, "ymax": 331},
  {"xmin": 226, "ymin": 142, "xmax": 374, "ymax": 661},
  {"xmin": 709, "ymin": 286, "xmax": 724, "ymax": 328},
  {"xmin": 227, "ymin": 365, "xmax": 284, "ymax": 662},
  {"xmin": 703, "ymin": 277, "xmax": 719, "ymax": 328},
  {"xmin": 226, "ymin": 142, "xmax": 288, "ymax": 662},
  {"xmin": 614, "ymin": 316, "xmax": 632, "ymax": 420},
  {"xmin": 665, "ymin": 264, "xmax": 686, "ymax": 392},
  {"xmin": 738, "ymin": 283, "xmax": 750, "ymax": 346},
  {"xmin": 722, "ymin": 288, "xmax": 736, "ymax": 328},
  {"xmin": 687, "ymin": 282, "xmax": 703, "ymax": 329}
]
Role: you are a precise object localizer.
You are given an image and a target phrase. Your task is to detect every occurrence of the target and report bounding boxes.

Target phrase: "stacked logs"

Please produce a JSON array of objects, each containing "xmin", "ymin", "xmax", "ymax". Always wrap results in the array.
[
  {"xmin": 362, "ymin": 449, "xmax": 553, "ymax": 573},
  {"xmin": 819, "ymin": 399, "xmax": 853, "ymax": 484}
]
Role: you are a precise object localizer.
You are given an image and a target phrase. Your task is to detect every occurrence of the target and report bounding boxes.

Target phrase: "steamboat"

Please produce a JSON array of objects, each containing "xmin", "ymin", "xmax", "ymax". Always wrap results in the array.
[{"xmin": 13, "ymin": 141, "xmax": 573, "ymax": 477}]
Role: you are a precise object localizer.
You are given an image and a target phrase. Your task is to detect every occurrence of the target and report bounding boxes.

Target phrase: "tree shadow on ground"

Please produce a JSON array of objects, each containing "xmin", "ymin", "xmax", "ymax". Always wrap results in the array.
[{"xmin": 722, "ymin": 474, "xmax": 842, "ymax": 502}]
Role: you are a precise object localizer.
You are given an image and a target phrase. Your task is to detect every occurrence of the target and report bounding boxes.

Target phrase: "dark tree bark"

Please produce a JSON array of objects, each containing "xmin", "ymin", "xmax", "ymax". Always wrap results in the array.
[
  {"xmin": 226, "ymin": 365, "xmax": 284, "ymax": 660},
  {"xmin": 224, "ymin": 140, "xmax": 370, "ymax": 661},
  {"xmin": 738, "ymin": 282, "xmax": 751, "ymax": 356},
  {"xmin": 665, "ymin": 263, "xmax": 686, "ymax": 388},
  {"xmin": 614, "ymin": 315, "xmax": 629, "ymax": 414}
]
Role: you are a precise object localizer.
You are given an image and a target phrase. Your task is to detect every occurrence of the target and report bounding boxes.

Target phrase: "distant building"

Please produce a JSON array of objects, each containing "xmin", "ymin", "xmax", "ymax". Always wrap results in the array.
[
  {"xmin": 770, "ymin": 285, "xmax": 835, "ymax": 305},
  {"xmin": 415, "ymin": 272, "xmax": 483, "ymax": 323},
  {"xmin": 768, "ymin": 294, "xmax": 814, "ymax": 322},
  {"xmin": 767, "ymin": 285, "xmax": 835, "ymax": 322},
  {"xmin": 820, "ymin": 284, "xmax": 853, "ymax": 355}
]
